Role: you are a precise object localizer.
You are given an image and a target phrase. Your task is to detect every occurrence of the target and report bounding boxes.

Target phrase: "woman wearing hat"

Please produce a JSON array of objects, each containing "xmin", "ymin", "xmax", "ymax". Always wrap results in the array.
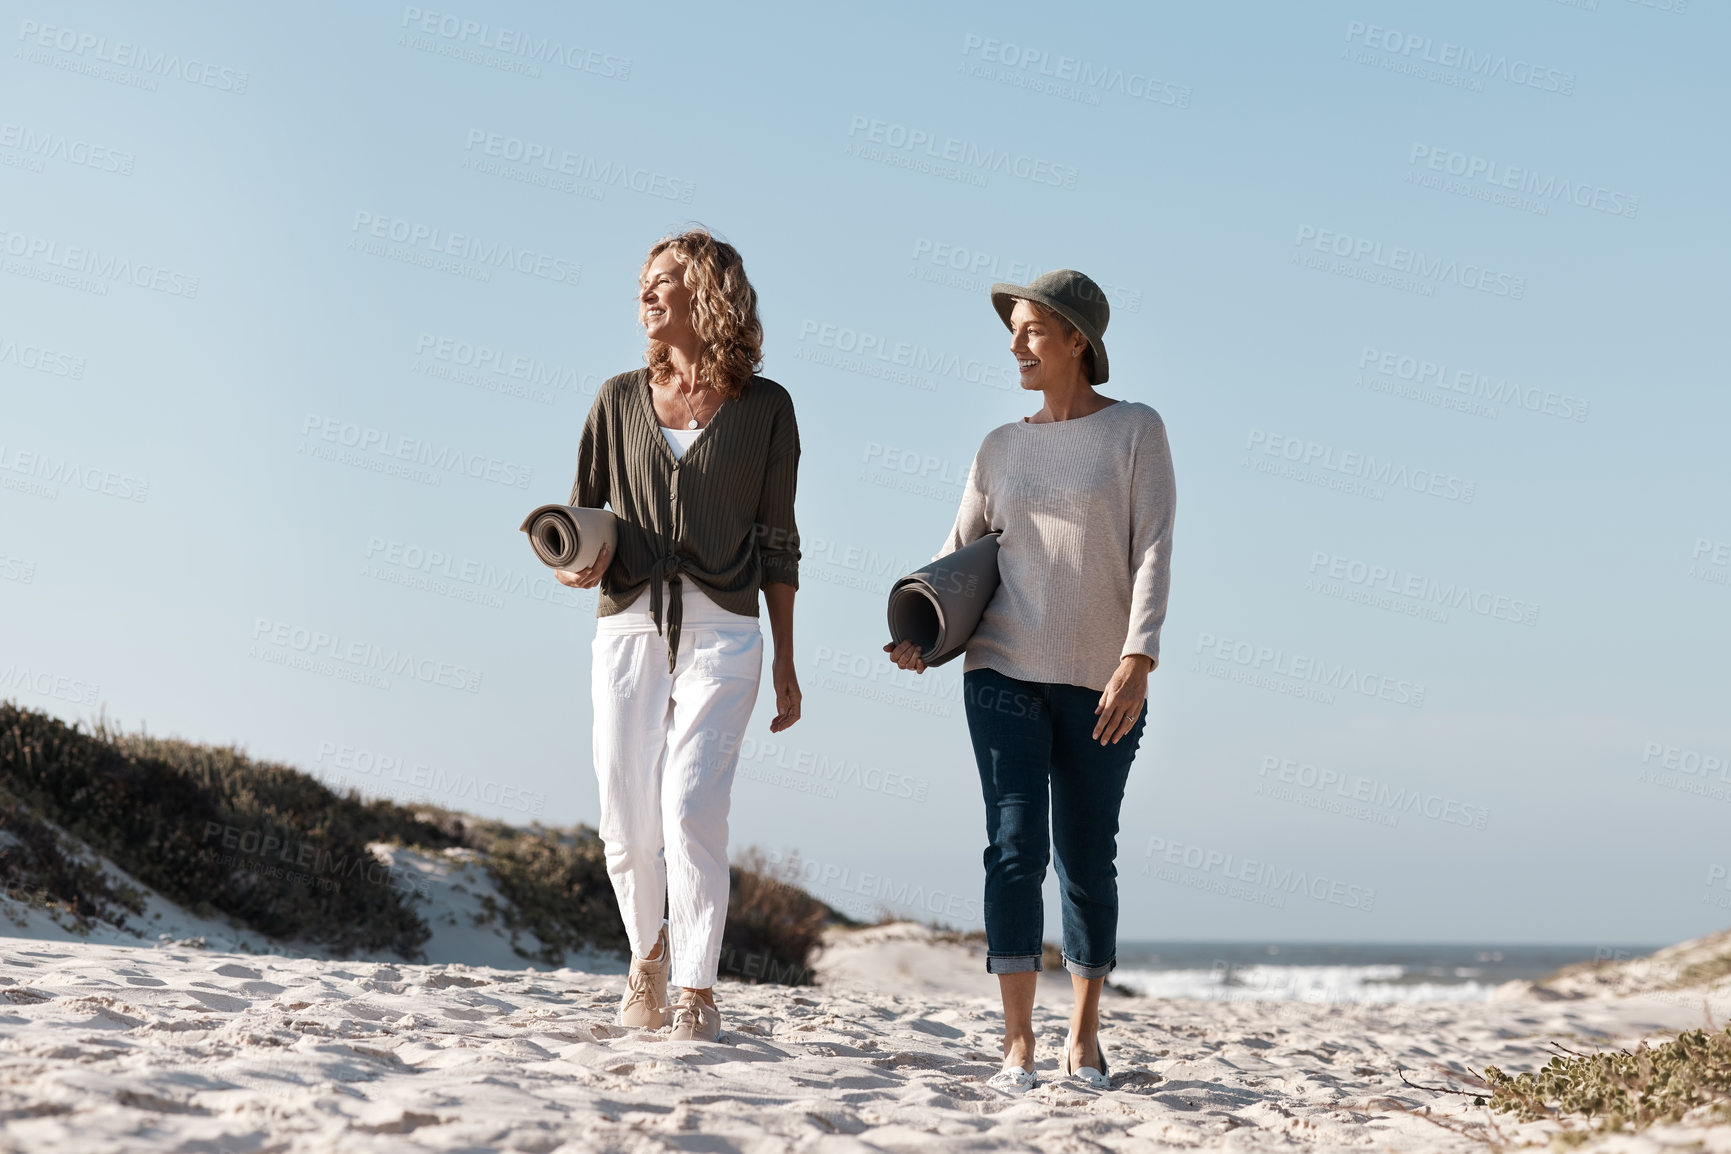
[
  {"xmin": 556, "ymin": 228, "xmax": 803, "ymax": 1043},
  {"xmin": 886, "ymin": 269, "xmax": 1175, "ymax": 1092}
]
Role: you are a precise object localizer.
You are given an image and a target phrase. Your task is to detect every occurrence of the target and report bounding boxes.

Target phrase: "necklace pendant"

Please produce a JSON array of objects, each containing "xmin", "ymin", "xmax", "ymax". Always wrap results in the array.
[{"xmin": 688, "ymin": 419, "xmax": 699, "ymax": 430}]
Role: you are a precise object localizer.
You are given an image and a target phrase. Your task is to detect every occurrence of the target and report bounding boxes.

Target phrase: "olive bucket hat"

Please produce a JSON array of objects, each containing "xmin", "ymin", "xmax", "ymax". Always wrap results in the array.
[{"xmin": 990, "ymin": 268, "xmax": 1111, "ymax": 385}]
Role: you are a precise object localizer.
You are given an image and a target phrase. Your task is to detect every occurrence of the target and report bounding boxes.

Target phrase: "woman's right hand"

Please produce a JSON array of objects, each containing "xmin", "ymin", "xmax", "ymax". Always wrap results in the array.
[
  {"xmin": 883, "ymin": 640, "xmax": 928, "ymax": 674},
  {"xmin": 555, "ymin": 542, "xmax": 612, "ymax": 589}
]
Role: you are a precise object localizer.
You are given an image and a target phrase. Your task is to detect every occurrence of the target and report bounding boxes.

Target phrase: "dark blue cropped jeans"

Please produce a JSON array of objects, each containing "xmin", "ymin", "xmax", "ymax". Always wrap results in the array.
[{"xmin": 964, "ymin": 667, "xmax": 1145, "ymax": 979}]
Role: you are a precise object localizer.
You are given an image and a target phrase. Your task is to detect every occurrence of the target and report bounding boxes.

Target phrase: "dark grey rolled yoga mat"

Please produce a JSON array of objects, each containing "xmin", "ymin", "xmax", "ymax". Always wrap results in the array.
[
  {"xmin": 519, "ymin": 504, "xmax": 617, "ymax": 572},
  {"xmin": 885, "ymin": 532, "xmax": 1002, "ymax": 667}
]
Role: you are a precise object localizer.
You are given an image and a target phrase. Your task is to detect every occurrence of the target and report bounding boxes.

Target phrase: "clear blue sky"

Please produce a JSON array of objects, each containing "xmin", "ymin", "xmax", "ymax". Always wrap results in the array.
[{"xmin": 4, "ymin": 0, "xmax": 1727, "ymax": 944}]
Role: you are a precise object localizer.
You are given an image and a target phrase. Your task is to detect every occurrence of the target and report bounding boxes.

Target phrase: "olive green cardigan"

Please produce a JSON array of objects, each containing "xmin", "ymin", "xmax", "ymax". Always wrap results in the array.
[{"xmin": 570, "ymin": 369, "xmax": 801, "ymax": 664}]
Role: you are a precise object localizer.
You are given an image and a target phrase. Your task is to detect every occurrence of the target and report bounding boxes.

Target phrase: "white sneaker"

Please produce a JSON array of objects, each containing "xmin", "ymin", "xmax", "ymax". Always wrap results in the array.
[
  {"xmin": 1062, "ymin": 1031, "xmax": 1110, "ymax": 1089},
  {"xmin": 618, "ymin": 930, "xmax": 669, "ymax": 1029},
  {"xmin": 987, "ymin": 1065, "xmax": 1037, "ymax": 1095}
]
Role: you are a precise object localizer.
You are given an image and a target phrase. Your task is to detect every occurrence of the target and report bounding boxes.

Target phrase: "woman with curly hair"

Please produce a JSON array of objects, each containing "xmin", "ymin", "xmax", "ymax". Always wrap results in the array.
[{"xmin": 555, "ymin": 228, "xmax": 802, "ymax": 1042}]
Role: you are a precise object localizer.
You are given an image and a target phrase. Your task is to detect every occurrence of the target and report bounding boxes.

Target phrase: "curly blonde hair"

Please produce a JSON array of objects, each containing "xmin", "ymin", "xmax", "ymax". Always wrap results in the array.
[{"xmin": 642, "ymin": 228, "xmax": 763, "ymax": 400}]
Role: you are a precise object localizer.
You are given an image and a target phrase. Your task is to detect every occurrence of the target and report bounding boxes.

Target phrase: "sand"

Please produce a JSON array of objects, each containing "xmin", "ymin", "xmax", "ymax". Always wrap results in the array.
[{"xmin": 1, "ymin": 922, "xmax": 1728, "ymax": 1152}]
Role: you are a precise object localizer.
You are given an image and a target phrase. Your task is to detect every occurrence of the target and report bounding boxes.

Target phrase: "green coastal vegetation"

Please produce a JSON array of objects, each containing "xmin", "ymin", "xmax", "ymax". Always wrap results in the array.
[
  {"xmin": 1483, "ymin": 1026, "xmax": 1731, "ymax": 1141},
  {"xmin": 0, "ymin": 701, "xmax": 837, "ymax": 982}
]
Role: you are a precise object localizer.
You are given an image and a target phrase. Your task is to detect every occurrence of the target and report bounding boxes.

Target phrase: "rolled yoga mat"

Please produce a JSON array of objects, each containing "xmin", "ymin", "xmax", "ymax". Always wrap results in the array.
[
  {"xmin": 519, "ymin": 505, "xmax": 617, "ymax": 572},
  {"xmin": 885, "ymin": 532, "xmax": 1002, "ymax": 667}
]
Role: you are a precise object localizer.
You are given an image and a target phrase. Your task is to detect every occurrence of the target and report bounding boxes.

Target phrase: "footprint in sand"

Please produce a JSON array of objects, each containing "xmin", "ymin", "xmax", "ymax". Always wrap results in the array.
[
  {"xmin": 424, "ymin": 972, "xmax": 490, "ymax": 989},
  {"xmin": 213, "ymin": 964, "xmax": 263, "ymax": 980},
  {"xmin": 442, "ymin": 1006, "xmax": 488, "ymax": 1021}
]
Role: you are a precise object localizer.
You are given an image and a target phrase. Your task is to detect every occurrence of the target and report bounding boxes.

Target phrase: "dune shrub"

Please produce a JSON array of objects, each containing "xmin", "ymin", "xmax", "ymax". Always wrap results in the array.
[
  {"xmin": 718, "ymin": 849, "xmax": 836, "ymax": 985},
  {"xmin": 2, "ymin": 702, "xmax": 854, "ymax": 980},
  {"xmin": 0, "ymin": 702, "xmax": 449, "ymax": 956},
  {"xmin": 1484, "ymin": 1024, "xmax": 1731, "ymax": 1133},
  {"xmin": 0, "ymin": 796, "xmax": 144, "ymax": 929}
]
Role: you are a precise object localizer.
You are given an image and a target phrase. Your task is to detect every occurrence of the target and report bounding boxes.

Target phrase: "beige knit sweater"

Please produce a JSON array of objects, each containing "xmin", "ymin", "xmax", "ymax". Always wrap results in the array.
[{"xmin": 942, "ymin": 401, "xmax": 1175, "ymax": 692}]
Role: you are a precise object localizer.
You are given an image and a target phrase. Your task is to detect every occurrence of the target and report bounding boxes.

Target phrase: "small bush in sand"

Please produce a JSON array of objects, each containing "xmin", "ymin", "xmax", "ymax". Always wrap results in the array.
[
  {"xmin": 719, "ymin": 849, "xmax": 860, "ymax": 985},
  {"xmin": 462, "ymin": 836, "xmax": 849, "ymax": 983},
  {"xmin": 1482, "ymin": 1023, "xmax": 1731, "ymax": 1136}
]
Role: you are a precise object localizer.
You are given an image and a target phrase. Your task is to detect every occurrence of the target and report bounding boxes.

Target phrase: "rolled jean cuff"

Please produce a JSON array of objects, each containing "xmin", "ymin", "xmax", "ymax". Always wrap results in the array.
[
  {"xmin": 985, "ymin": 952, "xmax": 1043, "ymax": 975},
  {"xmin": 1064, "ymin": 954, "xmax": 1116, "ymax": 980}
]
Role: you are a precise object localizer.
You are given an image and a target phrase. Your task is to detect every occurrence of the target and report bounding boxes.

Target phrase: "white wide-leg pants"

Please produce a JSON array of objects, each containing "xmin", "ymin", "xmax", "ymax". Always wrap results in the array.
[{"xmin": 591, "ymin": 595, "xmax": 762, "ymax": 989}]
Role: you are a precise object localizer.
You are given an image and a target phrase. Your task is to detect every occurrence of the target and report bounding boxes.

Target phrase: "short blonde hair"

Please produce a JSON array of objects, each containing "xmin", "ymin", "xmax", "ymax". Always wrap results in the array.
[
  {"xmin": 1024, "ymin": 300, "xmax": 1097, "ymax": 384},
  {"xmin": 642, "ymin": 228, "xmax": 763, "ymax": 400}
]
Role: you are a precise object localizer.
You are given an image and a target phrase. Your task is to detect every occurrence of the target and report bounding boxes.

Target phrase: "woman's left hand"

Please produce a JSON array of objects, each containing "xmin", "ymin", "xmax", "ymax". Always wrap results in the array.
[
  {"xmin": 770, "ymin": 652, "xmax": 802, "ymax": 732},
  {"xmin": 1093, "ymin": 655, "xmax": 1153, "ymax": 745},
  {"xmin": 555, "ymin": 542, "xmax": 612, "ymax": 589}
]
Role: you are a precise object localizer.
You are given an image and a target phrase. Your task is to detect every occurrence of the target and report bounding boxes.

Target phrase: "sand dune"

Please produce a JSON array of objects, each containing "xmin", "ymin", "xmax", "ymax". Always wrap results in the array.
[
  {"xmin": 0, "ymin": 840, "xmax": 625, "ymax": 975},
  {"xmin": 1, "ymin": 924, "xmax": 1727, "ymax": 1151}
]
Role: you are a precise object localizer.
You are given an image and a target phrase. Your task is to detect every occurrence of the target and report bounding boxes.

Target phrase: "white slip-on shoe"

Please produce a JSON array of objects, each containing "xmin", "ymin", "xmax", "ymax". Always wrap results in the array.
[
  {"xmin": 1062, "ymin": 1031, "xmax": 1110, "ymax": 1089},
  {"xmin": 667, "ymin": 989, "xmax": 721, "ymax": 1042},
  {"xmin": 618, "ymin": 930, "xmax": 670, "ymax": 1029},
  {"xmin": 986, "ymin": 1065, "xmax": 1037, "ymax": 1095}
]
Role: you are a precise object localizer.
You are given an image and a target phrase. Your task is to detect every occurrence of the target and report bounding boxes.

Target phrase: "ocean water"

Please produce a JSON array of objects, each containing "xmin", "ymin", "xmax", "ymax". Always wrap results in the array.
[{"xmin": 1109, "ymin": 942, "xmax": 1660, "ymax": 1004}]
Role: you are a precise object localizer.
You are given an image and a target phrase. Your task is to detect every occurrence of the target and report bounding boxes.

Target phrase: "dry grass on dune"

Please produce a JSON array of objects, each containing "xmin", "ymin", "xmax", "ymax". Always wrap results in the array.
[
  {"xmin": 0, "ymin": 701, "xmax": 849, "ymax": 983},
  {"xmin": 0, "ymin": 702, "xmax": 454, "ymax": 956},
  {"xmin": 718, "ymin": 849, "xmax": 842, "ymax": 985},
  {"xmin": 0, "ymin": 797, "xmax": 145, "ymax": 929}
]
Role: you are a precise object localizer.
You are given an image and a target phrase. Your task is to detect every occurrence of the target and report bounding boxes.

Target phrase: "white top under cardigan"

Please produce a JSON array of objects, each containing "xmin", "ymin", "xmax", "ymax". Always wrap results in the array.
[
  {"xmin": 942, "ymin": 401, "xmax": 1176, "ymax": 692},
  {"xmin": 659, "ymin": 425, "xmax": 702, "ymax": 460}
]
